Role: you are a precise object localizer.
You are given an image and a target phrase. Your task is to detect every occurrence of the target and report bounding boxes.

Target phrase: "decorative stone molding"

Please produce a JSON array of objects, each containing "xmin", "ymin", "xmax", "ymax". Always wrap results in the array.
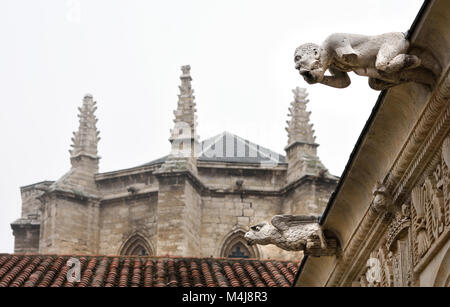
[
  {"xmin": 385, "ymin": 204, "xmax": 411, "ymax": 251},
  {"xmin": 387, "ymin": 68, "xmax": 450, "ymax": 202},
  {"xmin": 410, "ymin": 147, "xmax": 449, "ymax": 266},
  {"xmin": 328, "ymin": 205, "xmax": 391, "ymax": 286}
]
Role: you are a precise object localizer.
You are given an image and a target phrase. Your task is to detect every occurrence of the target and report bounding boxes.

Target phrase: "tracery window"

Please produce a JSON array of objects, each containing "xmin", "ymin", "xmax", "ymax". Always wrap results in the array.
[
  {"xmin": 120, "ymin": 234, "xmax": 152, "ymax": 256},
  {"xmin": 221, "ymin": 231, "xmax": 259, "ymax": 259},
  {"xmin": 227, "ymin": 242, "xmax": 251, "ymax": 258}
]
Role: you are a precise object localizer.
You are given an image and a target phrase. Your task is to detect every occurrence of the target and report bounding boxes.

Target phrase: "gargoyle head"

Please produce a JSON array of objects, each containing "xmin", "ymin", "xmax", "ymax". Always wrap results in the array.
[
  {"xmin": 294, "ymin": 43, "xmax": 325, "ymax": 84},
  {"xmin": 372, "ymin": 181, "xmax": 392, "ymax": 213},
  {"xmin": 244, "ymin": 222, "xmax": 277, "ymax": 246}
]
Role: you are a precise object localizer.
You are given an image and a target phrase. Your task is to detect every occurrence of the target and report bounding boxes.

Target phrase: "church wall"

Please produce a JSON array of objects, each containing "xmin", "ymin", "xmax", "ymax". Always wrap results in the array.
[
  {"xmin": 200, "ymin": 193, "xmax": 301, "ymax": 260},
  {"xmin": 19, "ymin": 185, "xmax": 47, "ymax": 218},
  {"xmin": 183, "ymin": 179, "xmax": 202, "ymax": 256},
  {"xmin": 96, "ymin": 172, "xmax": 158, "ymax": 195},
  {"xmin": 39, "ymin": 196, "xmax": 95, "ymax": 254},
  {"xmin": 12, "ymin": 227, "xmax": 40, "ymax": 253},
  {"xmin": 98, "ymin": 193, "xmax": 158, "ymax": 255},
  {"xmin": 197, "ymin": 167, "xmax": 286, "ymax": 190},
  {"xmin": 155, "ymin": 175, "xmax": 201, "ymax": 256},
  {"xmin": 282, "ymin": 179, "xmax": 335, "ymax": 216}
]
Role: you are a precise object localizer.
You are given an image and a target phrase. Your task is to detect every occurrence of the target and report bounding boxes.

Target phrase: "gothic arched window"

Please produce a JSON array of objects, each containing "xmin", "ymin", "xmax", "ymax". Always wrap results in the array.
[
  {"xmin": 227, "ymin": 242, "xmax": 251, "ymax": 258},
  {"xmin": 120, "ymin": 234, "xmax": 153, "ymax": 256},
  {"xmin": 220, "ymin": 230, "xmax": 259, "ymax": 259}
]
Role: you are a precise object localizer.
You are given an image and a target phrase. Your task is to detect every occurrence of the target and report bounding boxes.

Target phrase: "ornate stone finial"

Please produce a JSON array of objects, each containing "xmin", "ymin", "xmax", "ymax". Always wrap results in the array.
[
  {"xmin": 294, "ymin": 32, "xmax": 440, "ymax": 90},
  {"xmin": 169, "ymin": 65, "xmax": 199, "ymax": 144},
  {"xmin": 69, "ymin": 94, "xmax": 100, "ymax": 161},
  {"xmin": 286, "ymin": 87, "xmax": 316, "ymax": 146},
  {"xmin": 244, "ymin": 215, "xmax": 337, "ymax": 257},
  {"xmin": 180, "ymin": 65, "xmax": 192, "ymax": 79},
  {"xmin": 156, "ymin": 65, "xmax": 200, "ymax": 174}
]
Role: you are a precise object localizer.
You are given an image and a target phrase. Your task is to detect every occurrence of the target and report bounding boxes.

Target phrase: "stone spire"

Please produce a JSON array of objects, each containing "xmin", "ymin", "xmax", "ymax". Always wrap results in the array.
[
  {"xmin": 70, "ymin": 94, "xmax": 101, "ymax": 162},
  {"xmin": 156, "ymin": 65, "xmax": 199, "ymax": 174},
  {"xmin": 284, "ymin": 87, "xmax": 328, "ymax": 183},
  {"xmin": 286, "ymin": 87, "xmax": 316, "ymax": 147},
  {"xmin": 169, "ymin": 65, "xmax": 199, "ymax": 143},
  {"xmin": 49, "ymin": 94, "xmax": 101, "ymax": 197}
]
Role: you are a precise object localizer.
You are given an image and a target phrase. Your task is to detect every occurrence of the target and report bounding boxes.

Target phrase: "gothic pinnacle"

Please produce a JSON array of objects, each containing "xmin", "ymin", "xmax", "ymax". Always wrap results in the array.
[
  {"xmin": 286, "ymin": 87, "xmax": 316, "ymax": 146},
  {"xmin": 69, "ymin": 94, "xmax": 100, "ymax": 160},
  {"xmin": 169, "ymin": 65, "xmax": 199, "ymax": 143}
]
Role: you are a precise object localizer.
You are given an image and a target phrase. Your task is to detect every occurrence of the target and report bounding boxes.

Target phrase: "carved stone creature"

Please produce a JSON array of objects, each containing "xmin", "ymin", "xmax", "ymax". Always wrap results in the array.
[
  {"xmin": 244, "ymin": 215, "xmax": 336, "ymax": 256},
  {"xmin": 294, "ymin": 32, "xmax": 440, "ymax": 90},
  {"xmin": 372, "ymin": 181, "xmax": 393, "ymax": 214}
]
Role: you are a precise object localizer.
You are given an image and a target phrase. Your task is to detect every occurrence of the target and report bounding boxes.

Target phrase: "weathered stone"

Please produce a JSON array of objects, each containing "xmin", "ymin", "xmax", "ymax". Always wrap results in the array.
[
  {"xmin": 294, "ymin": 32, "xmax": 440, "ymax": 90},
  {"xmin": 11, "ymin": 67, "xmax": 338, "ymax": 261}
]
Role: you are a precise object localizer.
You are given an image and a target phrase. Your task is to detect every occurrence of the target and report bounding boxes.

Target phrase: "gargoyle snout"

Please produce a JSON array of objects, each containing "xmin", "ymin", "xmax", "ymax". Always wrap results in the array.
[
  {"xmin": 300, "ymin": 70, "xmax": 313, "ymax": 79},
  {"xmin": 244, "ymin": 232, "xmax": 254, "ymax": 246}
]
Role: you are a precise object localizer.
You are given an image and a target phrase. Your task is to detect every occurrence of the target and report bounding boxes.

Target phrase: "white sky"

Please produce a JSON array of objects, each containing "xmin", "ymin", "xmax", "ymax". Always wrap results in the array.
[{"xmin": 0, "ymin": 0, "xmax": 424, "ymax": 253}]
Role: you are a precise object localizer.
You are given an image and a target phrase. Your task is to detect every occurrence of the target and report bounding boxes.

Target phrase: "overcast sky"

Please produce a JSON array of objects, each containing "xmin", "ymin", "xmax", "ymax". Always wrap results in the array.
[{"xmin": 0, "ymin": 0, "xmax": 424, "ymax": 253}]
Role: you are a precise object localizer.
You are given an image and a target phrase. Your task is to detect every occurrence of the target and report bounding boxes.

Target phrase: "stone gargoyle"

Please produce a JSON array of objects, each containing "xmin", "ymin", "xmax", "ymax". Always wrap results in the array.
[
  {"xmin": 294, "ymin": 32, "xmax": 440, "ymax": 90},
  {"xmin": 244, "ymin": 215, "xmax": 337, "ymax": 256}
]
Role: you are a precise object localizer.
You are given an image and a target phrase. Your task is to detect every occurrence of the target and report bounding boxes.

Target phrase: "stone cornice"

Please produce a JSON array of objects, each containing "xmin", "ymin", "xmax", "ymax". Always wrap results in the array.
[
  {"xmin": 324, "ymin": 206, "xmax": 392, "ymax": 286},
  {"xmin": 41, "ymin": 188, "xmax": 101, "ymax": 203},
  {"xmin": 154, "ymin": 169, "xmax": 208, "ymax": 195},
  {"xmin": 95, "ymin": 164, "xmax": 163, "ymax": 181},
  {"xmin": 20, "ymin": 181, "xmax": 54, "ymax": 192},
  {"xmin": 100, "ymin": 188, "xmax": 159, "ymax": 204},
  {"xmin": 197, "ymin": 161, "xmax": 288, "ymax": 170},
  {"xmin": 94, "ymin": 161, "xmax": 287, "ymax": 184},
  {"xmin": 10, "ymin": 221, "xmax": 41, "ymax": 230},
  {"xmin": 387, "ymin": 66, "xmax": 450, "ymax": 203}
]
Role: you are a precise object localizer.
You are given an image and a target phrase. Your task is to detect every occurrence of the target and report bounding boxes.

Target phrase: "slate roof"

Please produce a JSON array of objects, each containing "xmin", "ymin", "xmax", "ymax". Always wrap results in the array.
[
  {"xmin": 144, "ymin": 131, "xmax": 286, "ymax": 166},
  {"xmin": 0, "ymin": 254, "xmax": 298, "ymax": 287}
]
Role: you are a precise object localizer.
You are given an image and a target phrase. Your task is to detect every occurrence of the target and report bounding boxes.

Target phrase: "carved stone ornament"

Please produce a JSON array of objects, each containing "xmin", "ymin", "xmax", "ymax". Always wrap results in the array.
[
  {"xmin": 410, "ymin": 150, "xmax": 449, "ymax": 265},
  {"xmin": 385, "ymin": 203, "xmax": 411, "ymax": 251},
  {"xmin": 244, "ymin": 215, "xmax": 337, "ymax": 257},
  {"xmin": 371, "ymin": 181, "xmax": 393, "ymax": 214},
  {"xmin": 294, "ymin": 32, "xmax": 440, "ymax": 90}
]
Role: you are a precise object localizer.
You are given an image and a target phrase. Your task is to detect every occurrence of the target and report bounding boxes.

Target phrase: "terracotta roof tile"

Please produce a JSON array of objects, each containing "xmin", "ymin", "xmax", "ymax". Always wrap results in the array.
[
  {"xmin": 131, "ymin": 258, "xmax": 142, "ymax": 287},
  {"xmin": 143, "ymin": 259, "xmax": 154, "ymax": 287},
  {"xmin": 0, "ymin": 254, "xmax": 299, "ymax": 287},
  {"xmin": 91, "ymin": 257, "xmax": 108, "ymax": 287}
]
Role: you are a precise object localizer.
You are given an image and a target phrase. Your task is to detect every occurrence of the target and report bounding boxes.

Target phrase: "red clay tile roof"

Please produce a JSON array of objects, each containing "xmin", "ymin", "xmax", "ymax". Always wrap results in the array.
[{"xmin": 0, "ymin": 254, "xmax": 299, "ymax": 287}]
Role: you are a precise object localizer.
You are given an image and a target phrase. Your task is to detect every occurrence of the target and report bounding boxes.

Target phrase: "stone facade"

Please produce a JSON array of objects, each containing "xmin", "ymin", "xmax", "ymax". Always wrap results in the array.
[
  {"xmin": 294, "ymin": 0, "xmax": 450, "ymax": 286},
  {"xmin": 11, "ymin": 66, "xmax": 337, "ymax": 261}
]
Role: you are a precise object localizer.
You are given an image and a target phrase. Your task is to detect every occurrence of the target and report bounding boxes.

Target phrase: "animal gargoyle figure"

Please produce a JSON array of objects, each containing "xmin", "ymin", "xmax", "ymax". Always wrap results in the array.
[
  {"xmin": 245, "ymin": 215, "xmax": 336, "ymax": 256},
  {"xmin": 294, "ymin": 32, "xmax": 440, "ymax": 90}
]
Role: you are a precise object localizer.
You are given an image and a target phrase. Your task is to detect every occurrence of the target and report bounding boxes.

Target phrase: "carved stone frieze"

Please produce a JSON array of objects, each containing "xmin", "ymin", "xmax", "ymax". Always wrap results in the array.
[{"xmin": 410, "ymin": 139, "xmax": 450, "ymax": 265}]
